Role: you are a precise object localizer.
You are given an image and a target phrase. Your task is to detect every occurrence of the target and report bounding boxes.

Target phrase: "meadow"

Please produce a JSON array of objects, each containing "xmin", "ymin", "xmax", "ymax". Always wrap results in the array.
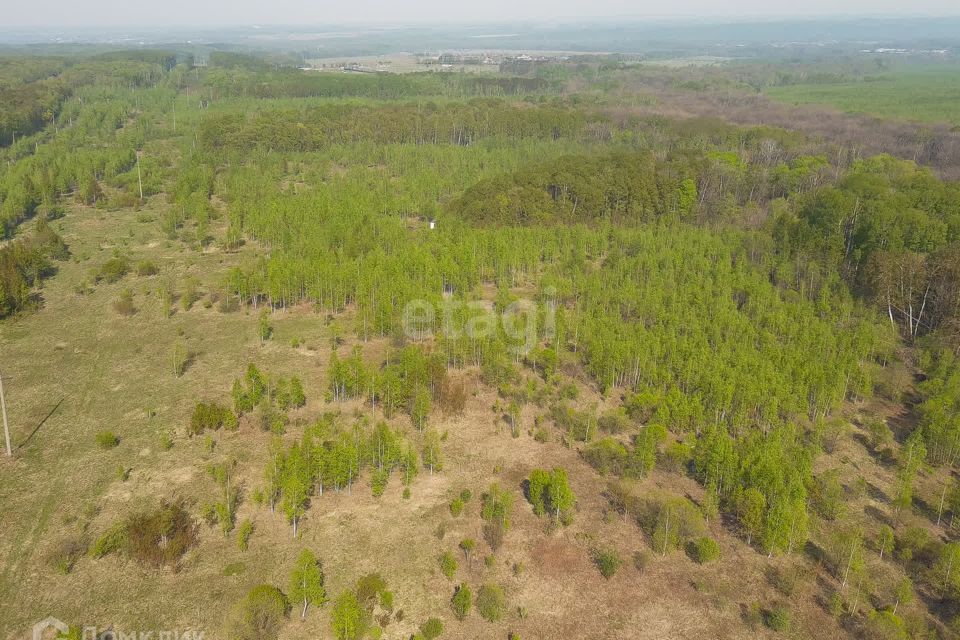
[{"xmin": 766, "ymin": 65, "xmax": 960, "ymax": 125}]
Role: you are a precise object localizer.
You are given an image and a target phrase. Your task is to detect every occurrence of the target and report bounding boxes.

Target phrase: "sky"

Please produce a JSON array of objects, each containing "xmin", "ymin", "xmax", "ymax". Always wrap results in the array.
[{"xmin": 4, "ymin": 0, "xmax": 960, "ymax": 28}]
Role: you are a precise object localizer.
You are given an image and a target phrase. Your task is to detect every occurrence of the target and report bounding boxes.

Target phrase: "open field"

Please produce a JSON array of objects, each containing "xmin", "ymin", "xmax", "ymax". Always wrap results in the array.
[{"xmin": 767, "ymin": 66, "xmax": 960, "ymax": 126}]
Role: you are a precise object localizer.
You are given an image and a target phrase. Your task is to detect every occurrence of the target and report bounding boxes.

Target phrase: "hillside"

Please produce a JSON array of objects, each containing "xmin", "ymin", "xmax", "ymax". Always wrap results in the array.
[{"xmin": 1, "ymin": 51, "xmax": 960, "ymax": 640}]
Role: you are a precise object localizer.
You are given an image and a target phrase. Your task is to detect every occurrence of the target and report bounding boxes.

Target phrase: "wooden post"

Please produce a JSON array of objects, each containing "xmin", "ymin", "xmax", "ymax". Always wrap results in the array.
[{"xmin": 0, "ymin": 371, "xmax": 11, "ymax": 457}]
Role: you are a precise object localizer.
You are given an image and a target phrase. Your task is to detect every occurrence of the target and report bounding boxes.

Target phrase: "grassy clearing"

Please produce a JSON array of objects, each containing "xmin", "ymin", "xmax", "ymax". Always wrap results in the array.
[{"xmin": 766, "ymin": 66, "xmax": 960, "ymax": 125}]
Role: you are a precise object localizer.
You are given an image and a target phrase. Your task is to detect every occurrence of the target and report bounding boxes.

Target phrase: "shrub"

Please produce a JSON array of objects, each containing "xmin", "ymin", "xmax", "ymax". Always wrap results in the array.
[
  {"xmin": 764, "ymin": 605, "xmax": 791, "ymax": 632},
  {"xmin": 135, "ymin": 260, "xmax": 159, "ymax": 276},
  {"xmin": 355, "ymin": 572, "xmax": 387, "ymax": 606},
  {"xmin": 98, "ymin": 256, "xmax": 130, "ymax": 283},
  {"xmin": 439, "ymin": 551, "xmax": 458, "ymax": 579},
  {"xmin": 90, "ymin": 522, "xmax": 127, "ymax": 559},
  {"xmin": 476, "ymin": 584, "xmax": 506, "ymax": 623},
  {"xmin": 419, "ymin": 618, "xmax": 444, "ymax": 640},
  {"xmin": 224, "ymin": 584, "xmax": 290, "ymax": 640},
  {"xmin": 767, "ymin": 565, "xmax": 799, "ymax": 597},
  {"xmin": 189, "ymin": 402, "xmax": 238, "ymax": 436},
  {"xmin": 125, "ymin": 500, "xmax": 198, "ymax": 567},
  {"xmin": 451, "ymin": 584, "xmax": 472, "ymax": 620},
  {"xmin": 371, "ymin": 469, "xmax": 389, "ymax": 497},
  {"xmin": 449, "ymin": 497, "xmax": 464, "ymax": 517},
  {"xmin": 95, "ymin": 430, "xmax": 119, "ymax": 449},
  {"xmin": 237, "ymin": 520, "xmax": 254, "ymax": 551},
  {"xmin": 582, "ymin": 438, "xmax": 628, "ymax": 476},
  {"xmin": 592, "ymin": 548, "xmax": 621, "ymax": 579},
  {"xmin": 113, "ymin": 289, "xmax": 136, "ymax": 315},
  {"xmin": 686, "ymin": 537, "xmax": 721, "ymax": 564}
]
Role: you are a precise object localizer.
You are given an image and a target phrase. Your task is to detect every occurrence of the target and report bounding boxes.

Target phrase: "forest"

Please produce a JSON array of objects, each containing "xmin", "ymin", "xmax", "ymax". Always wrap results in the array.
[{"xmin": 2, "ymin": 43, "xmax": 960, "ymax": 640}]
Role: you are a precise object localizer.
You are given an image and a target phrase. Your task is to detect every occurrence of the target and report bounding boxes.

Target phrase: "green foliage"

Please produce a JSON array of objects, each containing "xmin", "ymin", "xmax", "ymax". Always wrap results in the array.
[
  {"xmin": 481, "ymin": 483, "xmax": 514, "ymax": 550},
  {"xmin": 592, "ymin": 547, "xmax": 621, "ymax": 579},
  {"xmin": 451, "ymin": 584, "xmax": 472, "ymax": 621},
  {"xmin": 95, "ymin": 430, "xmax": 119, "ymax": 449},
  {"xmin": 237, "ymin": 520, "xmax": 254, "ymax": 551},
  {"xmin": 439, "ymin": 551, "xmax": 458, "ymax": 579},
  {"xmin": 225, "ymin": 584, "xmax": 290, "ymax": 640},
  {"xmin": 289, "ymin": 549, "xmax": 326, "ymax": 619},
  {"xmin": 476, "ymin": 583, "xmax": 506, "ymax": 623},
  {"xmin": 90, "ymin": 522, "xmax": 127, "ymax": 559},
  {"xmin": 189, "ymin": 401, "xmax": 237, "ymax": 436},
  {"xmin": 686, "ymin": 537, "xmax": 721, "ymax": 564},
  {"xmin": 97, "ymin": 255, "xmax": 130, "ymax": 283},
  {"xmin": 527, "ymin": 467, "xmax": 575, "ymax": 522},
  {"xmin": 764, "ymin": 605, "xmax": 791, "ymax": 632},
  {"xmin": 331, "ymin": 591, "xmax": 367, "ymax": 640},
  {"xmin": 419, "ymin": 617, "xmax": 444, "ymax": 640}
]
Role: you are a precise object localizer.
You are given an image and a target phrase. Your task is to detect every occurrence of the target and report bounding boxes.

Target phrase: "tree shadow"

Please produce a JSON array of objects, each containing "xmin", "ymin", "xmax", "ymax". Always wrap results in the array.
[{"xmin": 17, "ymin": 396, "xmax": 64, "ymax": 450}]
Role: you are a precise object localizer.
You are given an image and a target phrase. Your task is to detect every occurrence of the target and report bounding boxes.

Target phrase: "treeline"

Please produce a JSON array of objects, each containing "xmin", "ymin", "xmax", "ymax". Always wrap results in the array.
[
  {"xmin": 0, "ymin": 53, "xmax": 174, "ymax": 147},
  {"xmin": 197, "ymin": 99, "xmax": 590, "ymax": 152},
  {"xmin": 203, "ymin": 69, "xmax": 554, "ymax": 101}
]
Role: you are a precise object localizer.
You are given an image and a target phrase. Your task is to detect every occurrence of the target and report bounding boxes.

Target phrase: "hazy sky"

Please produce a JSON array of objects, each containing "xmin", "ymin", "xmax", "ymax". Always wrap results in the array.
[{"xmin": 5, "ymin": 0, "xmax": 960, "ymax": 28}]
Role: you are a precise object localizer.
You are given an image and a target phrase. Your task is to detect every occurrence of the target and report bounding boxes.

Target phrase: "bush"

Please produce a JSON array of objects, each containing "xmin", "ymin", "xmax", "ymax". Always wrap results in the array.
[
  {"xmin": 582, "ymin": 438, "xmax": 628, "ymax": 476},
  {"xmin": 95, "ymin": 430, "xmax": 119, "ymax": 449},
  {"xmin": 764, "ymin": 605, "xmax": 791, "ymax": 632},
  {"xmin": 189, "ymin": 402, "xmax": 238, "ymax": 436},
  {"xmin": 135, "ymin": 260, "xmax": 159, "ymax": 276},
  {"xmin": 767, "ymin": 565, "xmax": 800, "ymax": 597},
  {"xmin": 439, "ymin": 551, "xmax": 457, "ymax": 579},
  {"xmin": 476, "ymin": 584, "xmax": 506, "ymax": 622},
  {"xmin": 355, "ymin": 572, "xmax": 387, "ymax": 606},
  {"xmin": 370, "ymin": 468, "xmax": 389, "ymax": 497},
  {"xmin": 449, "ymin": 497, "xmax": 464, "ymax": 517},
  {"xmin": 451, "ymin": 584, "xmax": 472, "ymax": 620},
  {"xmin": 125, "ymin": 500, "xmax": 198, "ymax": 567},
  {"xmin": 686, "ymin": 537, "xmax": 721, "ymax": 564},
  {"xmin": 98, "ymin": 256, "xmax": 130, "ymax": 283},
  {"xmin": 90, "ymin": 522, "xmax": 127, "ymax": 559},
  {"xmin": 592, "ymin": 548, "xmax": 621, "ymax": 579},
  {"xmin": 419, "ymin": 618, "xmax": 444, "ymax": 640},
  {"xmin": 224, "ymin": 584, "xmax": 290, "ymax": 640},
  {"xmin": 113, "ymin": 289, "xmax": 136, "ymax": 315},
  {"xmin": 237, "ymin": 520, "xmax": 254, "ymax": 551}
]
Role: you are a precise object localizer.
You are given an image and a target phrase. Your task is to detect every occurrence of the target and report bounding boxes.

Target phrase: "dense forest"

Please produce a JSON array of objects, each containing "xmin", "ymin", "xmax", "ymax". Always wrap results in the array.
[{"xmin": 3, "ymin": 47, "xmax": 960, "ymax": 640}]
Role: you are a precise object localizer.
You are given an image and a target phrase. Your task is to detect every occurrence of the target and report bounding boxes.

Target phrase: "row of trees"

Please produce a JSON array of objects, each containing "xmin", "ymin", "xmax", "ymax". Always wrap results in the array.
[{"xmin": 262, "ymin": 415, "xmax": 440, "ymax": 535}]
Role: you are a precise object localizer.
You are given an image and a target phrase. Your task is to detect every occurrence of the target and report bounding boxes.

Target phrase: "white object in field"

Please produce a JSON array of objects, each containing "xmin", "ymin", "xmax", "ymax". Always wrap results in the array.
[{"xmin": 429, "ymin": 220, "xmax": 436, "ymax": 230}]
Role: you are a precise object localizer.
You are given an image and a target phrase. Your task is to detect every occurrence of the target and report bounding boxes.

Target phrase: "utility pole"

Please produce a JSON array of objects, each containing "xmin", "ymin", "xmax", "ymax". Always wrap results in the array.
[
  {"xmin": 0, "ymin": 371, "xmax": 11, "ymax": 457},
  {"xmin": 136, "ymin": 152, "xmax": 144, "ymax": 201}
]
